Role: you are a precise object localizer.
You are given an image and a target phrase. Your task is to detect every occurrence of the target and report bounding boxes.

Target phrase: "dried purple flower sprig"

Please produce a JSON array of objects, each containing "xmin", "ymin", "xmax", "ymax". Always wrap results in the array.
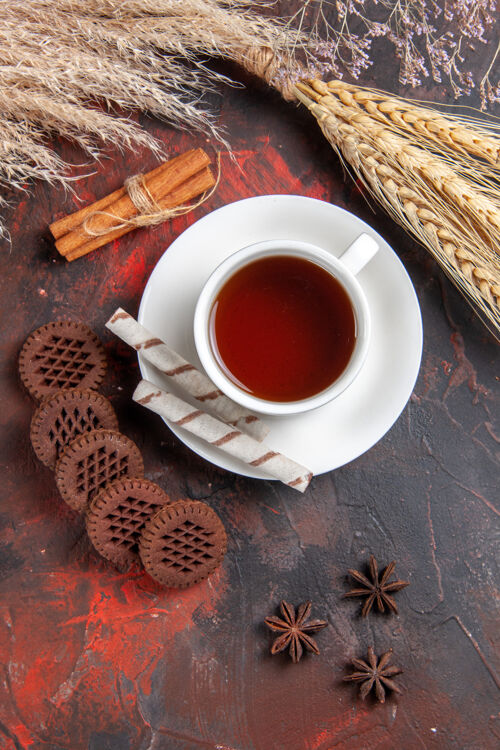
[{"xmin": 291, "ymin": 0, "xmax": 499, "ymax": 108}]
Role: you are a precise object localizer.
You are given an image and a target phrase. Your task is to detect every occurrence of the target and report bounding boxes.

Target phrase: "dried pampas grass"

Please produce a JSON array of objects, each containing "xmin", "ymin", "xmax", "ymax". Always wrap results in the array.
[{"xmin": 0, "ymin": 0, "xmax": 313, "ymax": 207}]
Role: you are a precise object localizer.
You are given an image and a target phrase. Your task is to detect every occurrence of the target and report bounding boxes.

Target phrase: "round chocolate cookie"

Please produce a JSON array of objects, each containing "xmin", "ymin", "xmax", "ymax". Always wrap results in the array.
[
  {"xmin": 55, "ymin": 429, "xmax": 143, "ymax": 512},
  {"xmin": 139, "ymin": 500, "xmax": 227, "ymax": 588},
  {"xmin": 87, "ymin": 478, "xmax": 169, "ymax": 568},
  {"xmin": 30, "ymin": 389, "xmax": 119, "ymax": 469},
  {"xmin": 19, "ymin": 320, "xmax": 106, "ymax": 401}
]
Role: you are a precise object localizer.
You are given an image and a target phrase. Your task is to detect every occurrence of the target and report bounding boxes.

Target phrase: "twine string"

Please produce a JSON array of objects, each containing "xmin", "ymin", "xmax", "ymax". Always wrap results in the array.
[
  {"xmin": 125, "ymin": 173, "xmax": 161, "ymax": 215},
  {"xmin": 82, "ymin": 156, "xmax": 221, "ymax": 237},
  {"xmin": 240, "ymin": 46, "xmax": 306, "ymax": 102}
]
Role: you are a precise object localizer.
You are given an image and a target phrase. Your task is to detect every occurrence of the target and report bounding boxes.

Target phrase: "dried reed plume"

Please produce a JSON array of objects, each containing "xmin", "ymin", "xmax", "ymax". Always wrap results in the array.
[{"xmin": 0, "ymin": 0, "xmax": 319, "ymax": 230}]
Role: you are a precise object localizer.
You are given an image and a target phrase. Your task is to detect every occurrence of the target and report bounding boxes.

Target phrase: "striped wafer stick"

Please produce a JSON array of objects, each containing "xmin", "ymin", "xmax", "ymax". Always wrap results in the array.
[
  {"xmin": 106, "ymin": 308, "xmax": 268, "ymax": 442},
  {"xmin": 133, "ymin": 380, "xmax": 313, "ymax": 493}
]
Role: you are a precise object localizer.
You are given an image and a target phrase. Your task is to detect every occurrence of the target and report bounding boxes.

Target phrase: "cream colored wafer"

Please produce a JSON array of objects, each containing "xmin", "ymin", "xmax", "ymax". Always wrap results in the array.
[
  {"xmin": 133, "ymin": 380, "xmax": 312, "ymax": 493},
  {"xmin": 106, "ymin": 308, "xmax": 268, "ymax": 442}
]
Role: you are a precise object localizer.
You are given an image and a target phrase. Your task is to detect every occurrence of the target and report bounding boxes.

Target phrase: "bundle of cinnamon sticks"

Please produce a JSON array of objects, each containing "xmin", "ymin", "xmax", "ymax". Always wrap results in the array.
[{"xmin": 50, "ymin": 148, "xmax": 215, "ymax": 261}]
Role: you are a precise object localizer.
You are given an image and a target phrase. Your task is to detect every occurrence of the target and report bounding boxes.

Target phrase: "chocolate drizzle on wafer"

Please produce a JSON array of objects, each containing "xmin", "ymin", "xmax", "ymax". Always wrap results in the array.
[
  {"xmin": 133, "ymin": 381, "xmax": 313, "ymax": 493},
  {"xmin": 106, "ymin": 308, "xmax": 268, "ymax": 441}
]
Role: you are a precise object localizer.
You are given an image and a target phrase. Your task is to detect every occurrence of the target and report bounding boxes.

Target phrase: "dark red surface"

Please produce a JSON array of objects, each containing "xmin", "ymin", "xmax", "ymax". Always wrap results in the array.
[{"xmin": 0, "ymin": 55, "xmax": 499, "ymax": 750}]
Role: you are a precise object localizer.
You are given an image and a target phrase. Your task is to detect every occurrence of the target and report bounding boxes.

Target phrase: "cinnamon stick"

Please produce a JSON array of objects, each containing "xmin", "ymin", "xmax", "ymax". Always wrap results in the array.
[
  {"xmin": 63, "ymin": 166, "xmax": 215, "ymax": 261},
  {"xmin": 49, "ymin": 158, "xmax": 175, "ymax": 240},
  {"xmin": 50, "ymin": 148, "xmax": 212, "ymax": 259}
]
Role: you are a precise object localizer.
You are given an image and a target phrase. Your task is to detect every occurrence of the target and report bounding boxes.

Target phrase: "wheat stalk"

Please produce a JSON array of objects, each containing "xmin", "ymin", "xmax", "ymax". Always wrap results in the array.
[
  {"xmin": 293, "ymin": 79, "xmax": 500, "ymax": 335},
  {"xmin": 323, "ymin": 82, "xmax": 500, "ymax": 167},
  {"xmin": 302, "ymin": 81, "xmax": 500, "ymax": 240}
]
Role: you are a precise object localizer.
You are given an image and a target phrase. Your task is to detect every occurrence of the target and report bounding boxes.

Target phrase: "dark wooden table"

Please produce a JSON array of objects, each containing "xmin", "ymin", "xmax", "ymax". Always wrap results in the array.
[{"xmin": 0, "ymin": 39, "xmax": 499, "ymax": 750}]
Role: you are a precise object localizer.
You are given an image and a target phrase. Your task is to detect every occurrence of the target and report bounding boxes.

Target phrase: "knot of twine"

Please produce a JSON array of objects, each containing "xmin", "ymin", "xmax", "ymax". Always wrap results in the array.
[
  {"xmin": 240, "ymin": 46, "xmax": 307, "ymax": 102},
  {"xmin": 83, "ymin": 162, "xmax": 219, "ymax": 237}
]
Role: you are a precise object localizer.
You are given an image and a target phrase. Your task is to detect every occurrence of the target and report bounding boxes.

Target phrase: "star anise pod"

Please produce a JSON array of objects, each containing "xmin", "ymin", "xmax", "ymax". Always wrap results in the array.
[
  {"xmin": 264, "ymin": 600, "xmax": 328, "ymax": 663},
  {"xmin": 344, "ymin": 647, "xmax": 402, "ymax": 703},
  {"xmin": 344, "ymin": 554, "xmax": 409, "ymax": 616}
]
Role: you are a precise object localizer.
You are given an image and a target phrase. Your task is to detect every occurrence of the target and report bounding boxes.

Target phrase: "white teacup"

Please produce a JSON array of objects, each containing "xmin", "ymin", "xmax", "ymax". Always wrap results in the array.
[{"xmin": 194, "ymin": 234, "xmax": 379, "ymax": 416}]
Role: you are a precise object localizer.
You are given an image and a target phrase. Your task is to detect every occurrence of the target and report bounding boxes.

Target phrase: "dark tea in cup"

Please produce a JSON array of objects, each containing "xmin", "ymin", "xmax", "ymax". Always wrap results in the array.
[{"xmin": 208, "ymin": 255, "xmax": 356, "ymax": 402}]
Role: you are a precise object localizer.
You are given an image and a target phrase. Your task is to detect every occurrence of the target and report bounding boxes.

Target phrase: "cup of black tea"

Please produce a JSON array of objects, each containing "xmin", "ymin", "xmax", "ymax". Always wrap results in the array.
[{"xmin": 194, "ymin": 235, "xmax": 379, "ymax": 415}]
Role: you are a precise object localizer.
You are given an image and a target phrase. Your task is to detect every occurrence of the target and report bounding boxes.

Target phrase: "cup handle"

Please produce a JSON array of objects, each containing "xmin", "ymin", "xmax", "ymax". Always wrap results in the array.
[{"xmin": 339, "ymin": 233, "xmax": 379, "ymax": 276}]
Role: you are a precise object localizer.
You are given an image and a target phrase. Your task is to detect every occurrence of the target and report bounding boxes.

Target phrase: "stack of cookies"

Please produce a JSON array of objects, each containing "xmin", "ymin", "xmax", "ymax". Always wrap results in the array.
[{"xmin": 19, "ymin": 320, "xmax": 227, "ymax": 588}]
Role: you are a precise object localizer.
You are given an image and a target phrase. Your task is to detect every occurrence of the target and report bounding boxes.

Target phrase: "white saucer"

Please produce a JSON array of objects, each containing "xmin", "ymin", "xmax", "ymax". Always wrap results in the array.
[{"xmin": 138, "ymin": 195, "xmax": 423, "ymax": 479}]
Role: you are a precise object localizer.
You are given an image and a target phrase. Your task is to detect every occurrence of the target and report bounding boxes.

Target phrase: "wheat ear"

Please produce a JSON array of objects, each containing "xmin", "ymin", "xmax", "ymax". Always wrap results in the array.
[
  {"xmin": 299, "ymin": 81, "xmax": 500, "ymax": 240},
  {"xmin": 294, "ymin": 81, "xmax": 500, "ymax": 336},
  {"xmin": 323, "ymin": 80, "xmax": 500, "ymax": 169}
]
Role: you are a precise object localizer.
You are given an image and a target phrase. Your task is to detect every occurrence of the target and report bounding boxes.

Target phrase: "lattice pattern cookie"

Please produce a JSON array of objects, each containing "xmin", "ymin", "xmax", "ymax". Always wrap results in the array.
[
  {"xmin": 87, "ymin": 478, "xmax": 169, "ymax": 568},
  {"xmin": 19, "ymin": 320, "xmax": 106, "ymax": 401},
  {"xmin": 139, "ymin": 500, "xmax": 227, "ymax": 588},
  {"xmin": 55, "ymin": 429, "xmax": 143, "ymax": 512},
  {"xmin": 30, "ymin": 389, "xmax": 118, "ymax": 469}
]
